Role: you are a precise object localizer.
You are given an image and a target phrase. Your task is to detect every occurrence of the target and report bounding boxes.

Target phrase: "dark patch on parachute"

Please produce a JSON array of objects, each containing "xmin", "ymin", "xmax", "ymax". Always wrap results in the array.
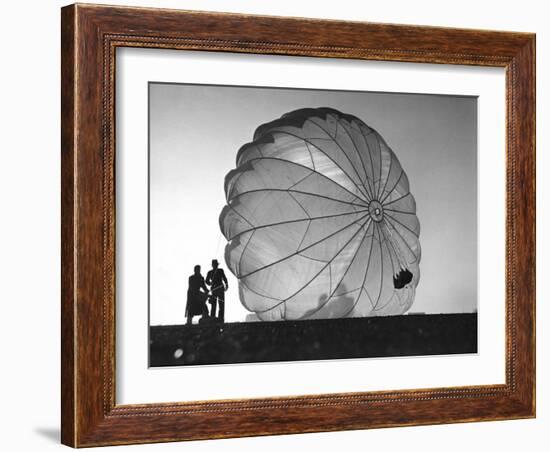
[
  {"xmin": 393, "ymin": 268, "xmax": 413, "ymax": 289},
  {"xmin": 252, "ymin": 107, "xmax": 374, "ymax": 141}
]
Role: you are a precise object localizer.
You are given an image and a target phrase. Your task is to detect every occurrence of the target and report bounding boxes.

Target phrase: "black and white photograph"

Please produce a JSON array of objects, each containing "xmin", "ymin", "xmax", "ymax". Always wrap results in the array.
[{"xmin": 148, "ymin": 82, "xmax": 478, "ymax": 367}]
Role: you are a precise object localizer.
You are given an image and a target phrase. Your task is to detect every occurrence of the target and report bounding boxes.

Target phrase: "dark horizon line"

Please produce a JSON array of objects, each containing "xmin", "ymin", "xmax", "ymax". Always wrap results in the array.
[{"xmin": 149, "ymin": 311, "xmax": 478, "ymax": 328}]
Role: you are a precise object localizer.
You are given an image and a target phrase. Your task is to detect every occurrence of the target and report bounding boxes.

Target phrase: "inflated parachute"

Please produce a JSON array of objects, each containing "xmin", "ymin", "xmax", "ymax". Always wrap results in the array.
[{"xmin": 219, "ymin": 108, "xmax": 421, "ymax": 321}]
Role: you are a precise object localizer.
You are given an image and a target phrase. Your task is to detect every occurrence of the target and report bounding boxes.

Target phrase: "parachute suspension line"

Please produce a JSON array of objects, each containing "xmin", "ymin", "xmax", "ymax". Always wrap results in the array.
[
  {"xmin": 384, "ymin": 211, "xmax": 420, "ymax": 238},
  {"xmin": 380, "ymin": 219, "xmax": 406, "ymax": 269},
  {"xmin": 257, "ymin": 214, "xmax": 372, "ymax": 315},
  {"xmin": 371, "ymin": 224, "xmax": 386, "ymax": 311},
  {"xmin": 239, "ymin": 211, "xmax": 371, "ymax": 280},
  {"xmin": 340, "ymin": 219, "xmax": 377, "ymax": 318},
  {"xmin": 215, "ymin": 232, "xmax": 223, "ymax": 259},
  {"xmin": 383, "ymin": 216, "xmax": 418, "ymax": 264},
  {"xmin": 253, "ymin": 213, "xmax": 372, "ymax": 314},
  {"xmin": 301, "ymin": 218, "xmax": 374, "ymax": 319},
  {"xmin": 379, "ymin": 221, "xmax": 405, "ymax": 274},
  {"xmin": 379, "ymin": 223, "xmax": 398, "ymax": 276}
]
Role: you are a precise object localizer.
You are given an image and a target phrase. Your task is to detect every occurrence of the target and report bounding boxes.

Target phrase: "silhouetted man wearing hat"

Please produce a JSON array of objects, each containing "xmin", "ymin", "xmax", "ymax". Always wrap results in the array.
[{"xmin": 206, "ymin": 259, "xmax": 228, "ymax": 322}]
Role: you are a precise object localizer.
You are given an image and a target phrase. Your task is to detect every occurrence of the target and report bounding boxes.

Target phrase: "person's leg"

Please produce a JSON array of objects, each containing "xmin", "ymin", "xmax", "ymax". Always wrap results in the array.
[
  {"xmin": 201, "ymin": 303, "xmax": 209, "ymax": 320},
  {"xmin": 210, "ymin": 297, "xmax": 217, "ymax": 317},
  {"xmin": 219, "ymin": 300, "xmax": 225, "ymax": 322},
  {"xmin": 187, "ymin": 314, "xmax": 192, "ymax": 325}
]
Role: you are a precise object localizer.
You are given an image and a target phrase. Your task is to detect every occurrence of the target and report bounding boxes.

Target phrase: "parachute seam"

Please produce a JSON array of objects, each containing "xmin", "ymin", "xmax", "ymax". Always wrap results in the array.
[
  {"xmin": 228, "ymin": 209, "xmax": 368, "ymax": 243},
  {"xmin": 298, "ymin": 253, "xmax": 328, "ymax": 264},
  {"xmin": 337, "ymin": 287, "xmax": 361, "ymax": 297},
  {"xmin": 261, "ymin": 215, "xmax": 371, "ymax": 313},
  {"xmin": 380, "ymin": 170, "xmax": 404, "ymax": 205},
  {"xmin": 307, "ymin": 118, "xmax": 372, "ymax": 201},
  {"xmin": 385, "ymin": 208, "xmax": 415, "ymax": 216},
  {"xmin": 338, "ymin": 120, "xmax": 375, "ymax": 201},
  {"xmin": 383, "ymin": 191, "xmax": 411, "ymax": 208},
  {"xmin": 364, "ymin": 129, "xmax": 383, "ymax": 197},
  {"xmin": 301, "ymin": 220, "xmax": 375, "ymax": 319},
  {"xmin": 304, "ymin": 142, "xmax": 316, "ymax": 170},
  {"xmin": 272, "ymin": 129, "xmax": 370, "ymax": 202},
  {"xmin": 280, "ymin": 216, "xmax": 370, "ymax": 308},
  {"xmin": 288, "ymin": 172, "xmax": 314, "ymax": 190},
  {"xmin": 255, "ymin": 143, "xmax": 264, "ymax": 157},
  {"xmin": 230, "ymin": 188, "xmax": 367, "ymax": 209},
  {"xmin": 377, "ymin": 134, "xmax": 384, "ymax": 200},
  {"xmin": 288, "ymin": 191, "xmax": 311, "ymax": 220},
  {"xmin": 296, "ymin": 220, "xmax": 312, "ymax": 251},
  {"xmin": 341, "ymin": 222, "xmax": 377, "ymax": 317},
  {"xmin": 256, "ymin": 214, "xmax": 371, "ymax": 314},
  {"xmin": 236, "ymin": 230, "xmax": 255, "ymax": 277},
  {"xmin": 231, "ymin": 156, "xmax": 369, "ymax": 207},
  {"xmin": 378, "ymin": 146, "xmax": 394, "ymax": 200},
  {"xmin": 227, "ymin": 204, "xmax": 256, "ymax": 229},
  {"xmin": 359, "ymin": 126, "xmax": 379, "ymax": 199},
  {"xmin": 308, "ymin": 231, "xmax": 378, "ymax": 317},
  {"xmin": 238, "ymin": 212, "xmax": 371, "ymax": 279},
  {"xmin": 227, "ymin": 166, "xmax": 250, "ymax": 201},
  {"xmin": 239, "ymin": 278, "xmax": 283, "ymax": 302}
]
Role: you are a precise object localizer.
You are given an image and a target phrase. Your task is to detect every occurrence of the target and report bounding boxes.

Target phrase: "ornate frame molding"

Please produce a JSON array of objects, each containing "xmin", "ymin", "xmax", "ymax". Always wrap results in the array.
[{"xmin": 61, "ymin": 4, "xmax": 535, "ymax": 447}]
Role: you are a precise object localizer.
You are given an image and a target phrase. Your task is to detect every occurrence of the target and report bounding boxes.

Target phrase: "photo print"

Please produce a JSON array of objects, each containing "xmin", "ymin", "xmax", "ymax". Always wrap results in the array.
[{"xmin": 148, "ymin": 82, "xmax": 478, "ymax": 367}]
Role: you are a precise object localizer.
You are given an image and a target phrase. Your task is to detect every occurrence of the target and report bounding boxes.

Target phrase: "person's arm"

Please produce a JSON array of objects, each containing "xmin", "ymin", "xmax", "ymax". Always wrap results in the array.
[
  {"xmin": 200, "ymin": 277, "xmax": 208, "ymax": 293},
  {"xmin": 222, "ymin": 270, "xmax": 228, "ymax": 290},
  {"xmin": 205, "ymin": 271, "xmax": 212, "ymax": 286}
]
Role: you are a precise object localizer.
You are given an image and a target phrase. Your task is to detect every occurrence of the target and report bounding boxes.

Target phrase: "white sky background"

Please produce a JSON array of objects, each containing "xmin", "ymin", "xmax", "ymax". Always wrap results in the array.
[{"xmin": 149, "ymin": 83, "xmax": 477, "ymax": 325}]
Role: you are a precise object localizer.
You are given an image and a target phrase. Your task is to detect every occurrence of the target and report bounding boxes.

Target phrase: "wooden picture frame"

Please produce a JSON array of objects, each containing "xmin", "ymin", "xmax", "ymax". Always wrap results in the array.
[{"xmin": 61, "ymin": 3, "xmax": 535, "ymax": 447}]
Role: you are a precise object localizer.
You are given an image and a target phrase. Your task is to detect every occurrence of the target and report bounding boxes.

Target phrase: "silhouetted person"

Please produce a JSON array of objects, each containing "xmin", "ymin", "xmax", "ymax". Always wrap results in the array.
[
  {"xmin": 206, "ymin": 259, "xmax": 228, "ymax": 322},
  {"xmin": 186, "ymin": 265, "xmax": 209, "ymax": 325}
]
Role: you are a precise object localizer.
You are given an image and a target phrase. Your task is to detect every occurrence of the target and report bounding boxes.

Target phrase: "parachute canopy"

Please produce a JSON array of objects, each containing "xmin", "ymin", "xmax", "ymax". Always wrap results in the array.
[{"xmin": 219, "ymin": 108, "xmax": 421, "ymax": 321}]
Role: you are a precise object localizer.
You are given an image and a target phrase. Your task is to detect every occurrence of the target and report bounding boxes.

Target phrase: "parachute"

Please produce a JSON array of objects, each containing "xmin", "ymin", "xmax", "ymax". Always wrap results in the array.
[{"xmin": 219, "ymin": 108, "xmax": 421, "ymax": 321}]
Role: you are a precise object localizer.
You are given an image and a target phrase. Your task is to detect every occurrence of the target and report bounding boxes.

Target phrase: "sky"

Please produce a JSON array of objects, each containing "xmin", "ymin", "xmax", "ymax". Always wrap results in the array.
[{"xmin": 149, "ymin": 83, "xmax": 477, "ymax": 325}]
